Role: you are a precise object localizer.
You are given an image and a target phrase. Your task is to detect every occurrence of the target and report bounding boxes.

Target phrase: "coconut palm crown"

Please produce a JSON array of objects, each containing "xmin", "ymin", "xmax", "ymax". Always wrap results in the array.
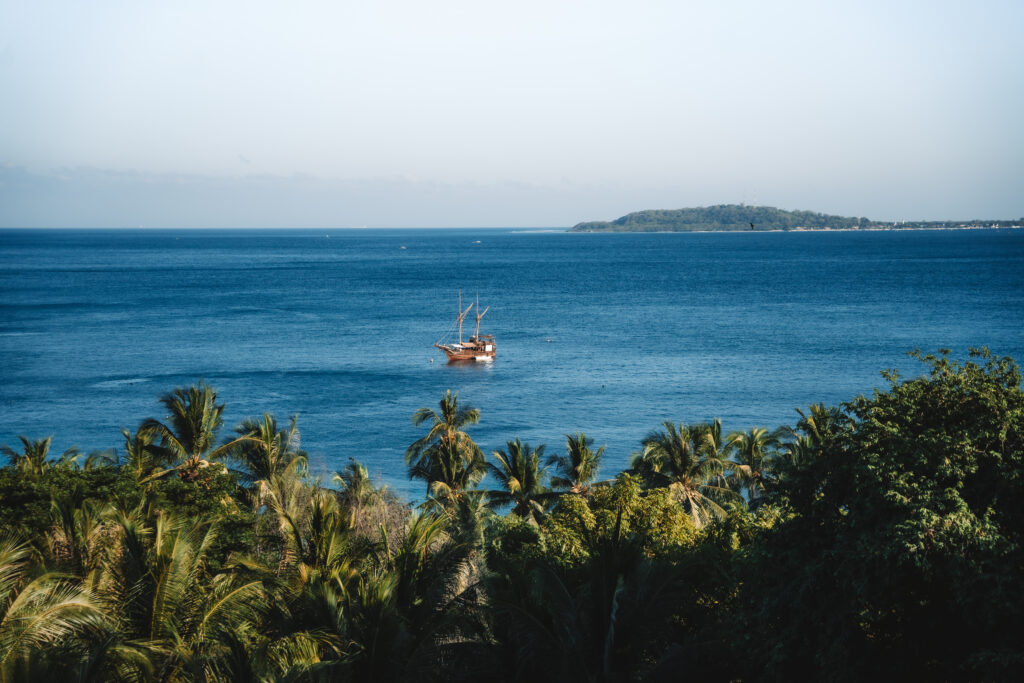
[
  {"xmin": 406, "ymin": 390, "xmax": 486, "ymax": 502},
  {"xmin": 1, "ymin": 436, "xmax": 80, "ymax": 480},
  {"xmin": 726, "ymin": 426, "xmax": 781, "ymax": 505},
  {"xmin": 548, "ymin": 431, "xmax": 606, "ymax": 494},
  {"xmin": 231, "ymin": 413, "xmax": 307, "ymax": 485},
  {"xmin": 630, "ymin": 420, "xmax": 739, "ymax": 527},
  {"xmin": 139, "ymin": 383, "xmax": 243, "ymax": 481},
  {"xmin": 0, "ymin": 535, "xmax": 105, "ymax": 676},
  {"xmin": 488, "ymin": 439, "xmax": 557, "ymax": 524}
]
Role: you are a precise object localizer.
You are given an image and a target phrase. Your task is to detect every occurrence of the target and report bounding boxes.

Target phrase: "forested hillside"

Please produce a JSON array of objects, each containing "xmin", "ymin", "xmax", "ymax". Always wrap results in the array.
[{"xmin": 570, "ymin": 204, "xmax": 1022, "ymax": 231}]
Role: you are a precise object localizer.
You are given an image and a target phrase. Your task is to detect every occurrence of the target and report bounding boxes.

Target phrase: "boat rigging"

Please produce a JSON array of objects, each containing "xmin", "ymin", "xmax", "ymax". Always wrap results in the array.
[{"xmin": 434, "ymin": 291, "xmax": 497, "ymax": 362}]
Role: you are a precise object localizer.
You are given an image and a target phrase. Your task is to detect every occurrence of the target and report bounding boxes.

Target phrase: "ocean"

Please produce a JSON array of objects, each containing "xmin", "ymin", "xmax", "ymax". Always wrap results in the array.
[{"xmin": 2, "ymin": 227, "xmax": 1022, "ymax": 498}]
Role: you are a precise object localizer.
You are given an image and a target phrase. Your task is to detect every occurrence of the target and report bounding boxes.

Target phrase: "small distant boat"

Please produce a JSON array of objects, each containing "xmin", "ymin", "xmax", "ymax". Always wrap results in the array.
[{"xmin": 434, "ymin": 292, "xmax": 497, "ymax": 362}]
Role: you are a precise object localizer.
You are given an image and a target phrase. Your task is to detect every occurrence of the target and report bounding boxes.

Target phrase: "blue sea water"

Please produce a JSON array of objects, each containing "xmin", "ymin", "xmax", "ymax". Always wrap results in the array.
[{"xmin": 2, "ymin": 227, "xmax": 1023, "ymax": 498}]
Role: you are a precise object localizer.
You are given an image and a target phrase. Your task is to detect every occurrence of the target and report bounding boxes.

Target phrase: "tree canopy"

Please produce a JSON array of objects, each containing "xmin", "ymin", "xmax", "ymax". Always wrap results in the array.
[
  {"xmin": 569, "ymin": 204, "xmax": 1022, "ymax": 232},
  {"xmin": 0, "ymin": 349, "xmax": 1021, "ymax": 680}
]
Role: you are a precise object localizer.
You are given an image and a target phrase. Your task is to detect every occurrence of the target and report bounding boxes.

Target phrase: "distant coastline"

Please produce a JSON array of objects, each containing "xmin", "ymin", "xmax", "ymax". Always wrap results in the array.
[{"xmin": 570, "ymin": 204, "xmax": 1024, "ymax": 233}]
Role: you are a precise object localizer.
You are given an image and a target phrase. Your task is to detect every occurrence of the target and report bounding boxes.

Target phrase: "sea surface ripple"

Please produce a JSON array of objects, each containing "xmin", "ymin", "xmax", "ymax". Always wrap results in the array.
[{"xmin": 2, "ymin": 227, "xmax": 1022, "ymax": 498}]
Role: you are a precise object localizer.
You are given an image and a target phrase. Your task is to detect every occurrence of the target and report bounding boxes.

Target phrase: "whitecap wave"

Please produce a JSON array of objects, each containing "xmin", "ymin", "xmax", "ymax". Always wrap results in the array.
[{"xmin": 91, "ymin": 378, "xmax": 151, "ymax": 389}]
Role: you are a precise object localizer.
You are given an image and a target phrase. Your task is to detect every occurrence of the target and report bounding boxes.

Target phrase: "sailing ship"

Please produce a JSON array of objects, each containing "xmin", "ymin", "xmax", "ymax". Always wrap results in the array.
[{"xmin": 434, "ymin": 292, "xmax": 497, "ymax": 362}]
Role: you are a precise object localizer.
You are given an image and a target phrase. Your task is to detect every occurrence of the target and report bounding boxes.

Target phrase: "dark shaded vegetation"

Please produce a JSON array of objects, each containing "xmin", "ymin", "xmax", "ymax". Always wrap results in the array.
[
  {"xmin": 570, "ymin": 204, "xmax": 1024, "ymax": 232},
  {"xmin": 0, "ymin": 349, "xmax": 1021, "ymax": 680}
]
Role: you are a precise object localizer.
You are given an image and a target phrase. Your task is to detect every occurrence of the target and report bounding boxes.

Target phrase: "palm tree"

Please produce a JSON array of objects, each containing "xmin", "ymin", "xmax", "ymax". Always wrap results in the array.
[
  {"xmin": 447, "ymin": 489, "xmax": 492, "ymax": 554},
  {"xmin": 548, "ymin": 432, "xmax": 606, "ymax": 495},
  {"xmin": 365, "ymin": 511, "xmax": 476, "ymax": 679},
  {"xmin": 630, "ymin": 421, "xmax": 739, "ymax": 527},
  {"xmin": 1, "ymin": 436, "xmax": 79, "ymax": 480},
  {"xmin": 253, "ymin": 486, "xmax": 364, "ymax": 678},
  {"xmin": 334, "ymin": 459, "xmax": 395, "ymax": 535},
  {"xmin": 792, "ymin": 404, "xmax": 843, "ymax": 445},
  {"xmin": 263, "ymin": 558, "xmax": 356, "ymax": 678},
  {"xmin": 79, "ymin": 449, "xmax": 117, "ymax": 470},
  {"xmin": 484, "ymin": 504, "xmax": 688, "ymax": 680},
  {"xmin": 303, "ymin": 487, "xmax": 353, "ymax": 574},
  {"xmin": 775, "ymin": 433, "xmax": 816, "ymax": 472},
  {"xmin": 119, "ymin": 427, "xmax": 166, "ymax": 486},
  {"xmin": 773, "ymin": 404, "xmax": 846, "ymax": 475},
  {"xmin": 104, "ymin": 511, "xmax": 266, "ymax": 680},
  {"xmin": 488, "ymin": 439, "xmax": 557, "ymax": 524},
  {"xmin": 771, "ymin": 404, "xmax": 847, "ymax": 504},
  {"xmin": 47, "ymin": 498, "xmax": 108, "ymax": 580},
  {"xmin": 231, "ymin": 413, "xmax": 308, "ymax": 507},
  {"xmin": 694, "ymin": 418, "xmax": 729, "ymax": 467},
  {"xmin": 266, "ymin": 510, "xmax": 474, "ymax": 681},
  {"xmin": 406, "ymin": 390, "xmax": 486, "ymax": 503},
  {"xmin": 334, "ymin": 460, "xmax": 377, "ymax": 508},
  {"xmin": 0, "ymin": 535, "xmax": 105, "ymax": 678},
  {"xmin": 726, "ymin": 427, "xmax": 780, "ymax": 506},
  {"xmin": 346, "ymin": 570, "xmax": 406, "ymax": 681},
  {"xmin": 232, "ymin": 413, "xmax": 306, "ymax": 482},
  {"xmin": 139, "ymin": 383, "xmax": 243, "ymax": 482},
  {"xmin": 382, "ymin": 512, "xmax": 456, "ymax": 615}
]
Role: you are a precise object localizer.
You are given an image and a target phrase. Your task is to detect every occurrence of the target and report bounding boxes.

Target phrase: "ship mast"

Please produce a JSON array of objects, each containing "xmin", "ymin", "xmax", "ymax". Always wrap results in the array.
[
  {"xmin": 474, "ymin": 293, "xmax": 489, "ymax": 339},
  {"xmin": 456, "ymin": 290, "xmax": 473, "ymax": 343}
]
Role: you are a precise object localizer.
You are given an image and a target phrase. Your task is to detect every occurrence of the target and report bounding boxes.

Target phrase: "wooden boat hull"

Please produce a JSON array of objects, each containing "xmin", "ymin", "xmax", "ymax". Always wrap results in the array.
[{"xmin": 435, "ymin": 343, "xmax": 496, "ymax": 363}]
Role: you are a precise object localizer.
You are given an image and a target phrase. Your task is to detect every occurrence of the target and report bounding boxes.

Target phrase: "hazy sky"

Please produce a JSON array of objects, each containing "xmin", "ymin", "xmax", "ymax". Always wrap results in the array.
[{"xmin": 2, "ymin": 0, "xmax": 1022, "ymax": 227}]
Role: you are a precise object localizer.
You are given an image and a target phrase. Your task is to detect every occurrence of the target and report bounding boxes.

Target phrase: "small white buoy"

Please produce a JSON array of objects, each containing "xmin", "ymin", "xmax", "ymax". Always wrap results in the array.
[{"xmin": 429, "ymin": 358, "xmax": 434, "ymax": 363}]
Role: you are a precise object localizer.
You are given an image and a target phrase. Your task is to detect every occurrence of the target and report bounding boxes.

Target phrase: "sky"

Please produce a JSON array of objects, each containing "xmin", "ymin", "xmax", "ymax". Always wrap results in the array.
[{"xmin": 1, "ymin": 0, "xmax": 1022, "ymax": 227}]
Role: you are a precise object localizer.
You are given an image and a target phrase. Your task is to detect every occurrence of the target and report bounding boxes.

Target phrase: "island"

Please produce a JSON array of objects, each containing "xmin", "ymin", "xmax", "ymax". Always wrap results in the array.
[{"xmin": 570, "ymin": 204, "xmax": 1023, "ymax": 232}]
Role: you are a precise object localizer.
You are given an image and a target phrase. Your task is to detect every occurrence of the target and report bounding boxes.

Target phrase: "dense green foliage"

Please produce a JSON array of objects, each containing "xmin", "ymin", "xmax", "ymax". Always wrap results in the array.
[
  {"xmin": 0, "ymin": 349, "xmax": 1021, "ymax": 680},
  {"xmin": 570, "ymin": 204, "xmax": 1023, "ymax": 232},
  {"xmin": 733, "ymin": 349, "xmax": 1024, "ymax": 681}
]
